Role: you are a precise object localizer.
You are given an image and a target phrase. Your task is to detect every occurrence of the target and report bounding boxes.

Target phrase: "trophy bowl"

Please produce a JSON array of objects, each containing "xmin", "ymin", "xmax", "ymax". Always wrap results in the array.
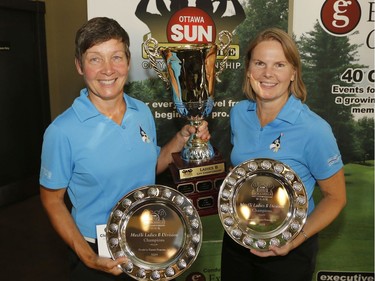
[
  {"xmin": 144, "ymin": 31, "xmax": 232, "ymax": 164},
  {"xmin": 218, "ymin": 158, "xmax": 308, "ymax": 251},
  {"xmin": 106, "ymin": 185, "xmax": 202, "ymax": 280}
]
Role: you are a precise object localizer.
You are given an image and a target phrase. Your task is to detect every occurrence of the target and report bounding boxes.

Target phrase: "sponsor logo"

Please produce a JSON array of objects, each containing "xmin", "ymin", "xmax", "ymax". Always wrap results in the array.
[
  {"xmin": 167, "ymin": 7, "xmax": 216, "ymax": 43},
  {"xmin": 320, "ymin": 0, "xmax": 361, "ymax": 36}
]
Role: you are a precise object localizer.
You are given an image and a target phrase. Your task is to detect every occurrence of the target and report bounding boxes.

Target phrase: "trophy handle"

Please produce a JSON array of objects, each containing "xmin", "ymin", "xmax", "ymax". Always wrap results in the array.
[
  {"xmin": 215, "ymin": 30, "xmax": 233, "ymax": 81},
  {"xmin": 143, "ymin": 38, "xmax": 171, "ymax": 88}
]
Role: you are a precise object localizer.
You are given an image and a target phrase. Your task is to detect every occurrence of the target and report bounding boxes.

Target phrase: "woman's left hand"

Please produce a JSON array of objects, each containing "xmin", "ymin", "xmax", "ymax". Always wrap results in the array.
[{"xmin": 250, "ymin": 243, "xmax": 293, "ymax": 257}]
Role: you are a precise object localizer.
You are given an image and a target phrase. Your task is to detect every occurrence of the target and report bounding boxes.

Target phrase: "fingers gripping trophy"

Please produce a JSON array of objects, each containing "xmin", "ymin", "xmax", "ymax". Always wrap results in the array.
[{"xmin": 144, "ymin": 30, "xmax": 232, "ymax": 216}]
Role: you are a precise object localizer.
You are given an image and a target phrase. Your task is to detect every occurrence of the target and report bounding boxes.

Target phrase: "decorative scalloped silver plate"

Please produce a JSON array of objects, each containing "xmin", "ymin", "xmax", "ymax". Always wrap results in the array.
[
  {"xmin": 218, "ymin": 158, "xmax": 308, "ymax": 251},
  {"xmin": 106, "ymin": 185, "xmax": 202, "ymax": 280}
]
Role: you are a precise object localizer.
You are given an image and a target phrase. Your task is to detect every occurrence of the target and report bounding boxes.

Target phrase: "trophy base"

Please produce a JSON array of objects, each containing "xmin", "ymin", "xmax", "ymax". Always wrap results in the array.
[{"xmin": 169, "ymin": 149, "xmax": 227, "ymax": 216}]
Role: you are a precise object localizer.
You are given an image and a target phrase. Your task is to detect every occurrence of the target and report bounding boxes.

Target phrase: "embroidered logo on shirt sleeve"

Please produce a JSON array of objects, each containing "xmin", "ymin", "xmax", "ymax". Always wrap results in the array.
[
  {"xmin": 40, "ymin": 166, "xmax": 52, "ymax": 179},
  {"xmin": 270, "ymin": 133, "xmax": 283, "ymax": 152},
  {"xmin": 328, "ymin": 154, "xmax": 341, "ymax": 166},
  {"xmin": 140, "ymin": 126, "xmax": 151, "ymax": 143}
]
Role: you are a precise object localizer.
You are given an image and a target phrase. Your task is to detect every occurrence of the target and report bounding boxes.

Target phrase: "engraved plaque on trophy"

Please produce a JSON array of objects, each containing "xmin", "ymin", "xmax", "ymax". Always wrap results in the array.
[
  {"xmin": 106, "ymin": 185, "xmax": 202, "ymax": 280},
  {"xmin": 218, "ymin": 158, "xmax": 308, "ymax": 251},
  {"xmin": 143, "ymin": 31, "xmax": 232, "ymax": 216}
]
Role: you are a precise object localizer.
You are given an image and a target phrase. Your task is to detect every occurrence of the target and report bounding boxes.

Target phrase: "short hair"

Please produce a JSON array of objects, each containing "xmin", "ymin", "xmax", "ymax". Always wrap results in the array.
[
  {"xmin": 242, "ymin": 27, "xmax": 307, "ymax": 102},
  {"xmin": 75, "ymin": 17, "xmax": 130, "ymax": 65}
]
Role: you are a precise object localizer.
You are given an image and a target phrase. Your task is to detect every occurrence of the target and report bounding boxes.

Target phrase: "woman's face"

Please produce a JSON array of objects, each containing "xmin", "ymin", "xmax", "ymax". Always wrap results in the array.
[
  {"xmin": 75, "ymin": 38, "xmax": 130, "ymax": 101},
  {"xmin": 248, "ymin": 40, "xmax": 295, "ymax": 104}
]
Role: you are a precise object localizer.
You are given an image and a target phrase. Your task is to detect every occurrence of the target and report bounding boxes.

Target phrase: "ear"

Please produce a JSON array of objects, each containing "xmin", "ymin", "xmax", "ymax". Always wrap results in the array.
[
  {"xmin": 291, "ymin": 70, "xmax": 296, "ymax": 82},
  {"xmin": 75, "ymin": 58, "xmax": 84, "ymax": 75},
  {"xmin": 246, "ymin": 67, "xmax": 251, "ymax": 79}
]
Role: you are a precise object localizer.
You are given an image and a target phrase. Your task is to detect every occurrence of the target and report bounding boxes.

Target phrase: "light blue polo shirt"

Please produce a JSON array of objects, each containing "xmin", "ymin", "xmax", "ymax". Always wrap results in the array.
[
  {"xmin": 40, "ymin": 88, "xmax": 160, "ymax": 238},
  {"xmin": 230, "ymin": 95, "xmax": 343, "ymax": 214}
]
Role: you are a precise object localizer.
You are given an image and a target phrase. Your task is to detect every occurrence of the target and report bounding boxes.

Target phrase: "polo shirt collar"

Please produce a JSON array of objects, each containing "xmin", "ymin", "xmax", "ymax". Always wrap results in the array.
[
  {"xmin": 246, "ymin": 94, "xmax": 302, "ymax": 125},
  {"xmin": 72, "ymin": 88, "xmax": 139, "ymax": 122}
]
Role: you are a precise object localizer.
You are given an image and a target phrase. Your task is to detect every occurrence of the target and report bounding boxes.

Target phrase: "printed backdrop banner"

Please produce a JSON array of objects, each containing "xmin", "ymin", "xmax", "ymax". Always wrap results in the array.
[
  {"xmin": 292, "ymin": 0, "xmax": 374, "ymax": 119},
  {"xmin": 88, "ymin": 1, "xmax": 374, "ymax": 280}
]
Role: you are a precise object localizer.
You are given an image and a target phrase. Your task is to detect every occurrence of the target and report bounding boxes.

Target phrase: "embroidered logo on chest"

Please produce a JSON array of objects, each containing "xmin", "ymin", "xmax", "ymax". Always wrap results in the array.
[
  {"xmin": 140, "ymin": 126, "xmax": 151, "ymax": 143},
  {"xmin": 270, "ymin": 133, "xmax": 283, "ymax": 152}
]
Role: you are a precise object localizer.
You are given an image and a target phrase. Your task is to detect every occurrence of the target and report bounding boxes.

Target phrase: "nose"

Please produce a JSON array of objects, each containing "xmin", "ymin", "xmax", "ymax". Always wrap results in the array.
[
  {"xmin": 101, "ymin": 60, "xmax": 115, "ymax": 75},
  {"xmin": 263, "ymin": 65, "xmax": 274, "ymax": 78}
]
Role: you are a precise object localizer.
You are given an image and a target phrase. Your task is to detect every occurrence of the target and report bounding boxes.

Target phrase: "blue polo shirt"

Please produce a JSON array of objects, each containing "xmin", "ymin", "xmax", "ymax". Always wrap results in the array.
[
  {"xmin": 40, "ymin": 89, "xmax": 160, "ymax": 238},
  {"xmin": 230, "ymin": 95, "xmax": 343, "ymax": 214}
]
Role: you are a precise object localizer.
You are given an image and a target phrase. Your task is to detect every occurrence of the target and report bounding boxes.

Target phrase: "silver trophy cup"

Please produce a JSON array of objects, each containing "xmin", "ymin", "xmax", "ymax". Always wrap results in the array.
[{"xmin": 144, "ymin": 31, "xmax": 232, "ymax": 164}]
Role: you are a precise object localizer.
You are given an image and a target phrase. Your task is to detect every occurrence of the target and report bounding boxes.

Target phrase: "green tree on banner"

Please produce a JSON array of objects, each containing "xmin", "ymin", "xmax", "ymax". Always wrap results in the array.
[
  {"xmin": 356, "ymin": 117, "xmax": 375, "ymax": 162},
  {"xmin": 298, "ymin": 22, "xmax": 367, "ymax": 163}
]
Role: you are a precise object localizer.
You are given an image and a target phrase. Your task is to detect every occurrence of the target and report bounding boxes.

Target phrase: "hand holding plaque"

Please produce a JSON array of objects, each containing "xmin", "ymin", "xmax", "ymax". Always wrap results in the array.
[{"xmin": 218, "ymin": 158, "xmax": 308, "ymax": 251}]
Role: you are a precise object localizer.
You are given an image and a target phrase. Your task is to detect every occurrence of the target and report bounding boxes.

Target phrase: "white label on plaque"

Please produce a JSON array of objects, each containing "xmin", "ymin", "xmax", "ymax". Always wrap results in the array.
[{"xmin": 96, "ymin": 224, "xmax": 111, "ymax": 258}]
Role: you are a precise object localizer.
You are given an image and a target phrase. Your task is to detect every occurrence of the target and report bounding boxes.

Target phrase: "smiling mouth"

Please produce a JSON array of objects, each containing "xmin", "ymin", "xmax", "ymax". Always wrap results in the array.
[
  {"xmin": 261, "ymin": 82, "xmax": 277, "ymax": 87},
  {"xmin": 99, "ymin": 79, "xmax": 116, "ymax": 85}
]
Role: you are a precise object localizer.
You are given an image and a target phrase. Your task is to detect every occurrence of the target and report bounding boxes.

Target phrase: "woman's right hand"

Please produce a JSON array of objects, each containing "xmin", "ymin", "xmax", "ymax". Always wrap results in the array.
[{"xmin": 90, "ymin": 255, "xmax": 128, "ymax": 276}]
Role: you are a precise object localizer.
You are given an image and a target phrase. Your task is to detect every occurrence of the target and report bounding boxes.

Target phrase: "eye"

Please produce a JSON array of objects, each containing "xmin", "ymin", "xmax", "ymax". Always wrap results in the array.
[
  {"xmin": 89, "ymin": 56, "xmax": 101, "ymax": 64},
  {"xmin": 253, "ymin": 60, "xmax": 265, "ymax": 68},
  {"xmin": 113, "ymin": 55, "xmax": 124, "ymax": 62},
  {"xmin": 112, "ymin": 52, "xmax": 127, "ymax": 63},
  {"xmin": 275, "ymin": 63, "xmax": 286, "ymax": 68}
]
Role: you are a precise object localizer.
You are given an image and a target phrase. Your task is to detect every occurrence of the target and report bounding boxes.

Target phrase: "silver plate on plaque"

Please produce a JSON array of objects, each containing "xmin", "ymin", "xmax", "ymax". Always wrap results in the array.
[
  {"xmin": 218, "ymin": 158, "xmax": 308, "ymax": 251},
  {"xmin": 106, "ymin": 185, "xmax": 202, "ymax": 280}
]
